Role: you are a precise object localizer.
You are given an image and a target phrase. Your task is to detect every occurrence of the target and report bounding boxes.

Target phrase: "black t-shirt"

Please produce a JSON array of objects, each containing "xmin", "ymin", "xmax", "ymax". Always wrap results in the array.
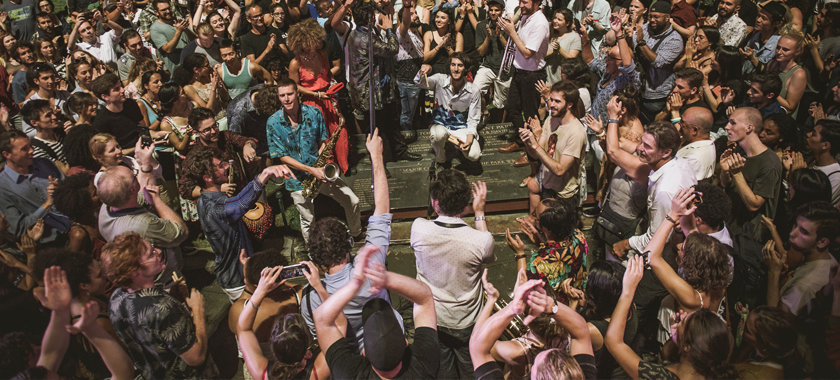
[
  {"xmin": 93, "ymin": 101, "xmax": 145, "ymax": 149},
  {"xmin": 680, "ymin": 99, "xmax": 711, "ymax": 114},
  {"xmin": 475, "ymin": 353, "xmax": 597, "ymax": 380},
  {"xmin": 455, "ymin": 8, "xmax": 486, "ymax": 56},
  {"xmin": 240, "ymin": 26, "xmax": 284, "ymax": 64},
  {"xmin": 475, "ymin": 19, "xmax": 507, "ymax": 73},
  {"xmin": 325, "ymin": 327, "xmax": 440, "ymax": 379}
]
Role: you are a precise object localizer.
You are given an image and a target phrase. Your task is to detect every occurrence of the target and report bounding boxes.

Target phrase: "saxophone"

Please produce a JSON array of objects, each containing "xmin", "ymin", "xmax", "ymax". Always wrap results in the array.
[{"xmin": 301, "ymin": 98, "xmax": 345, "ymax": 199}]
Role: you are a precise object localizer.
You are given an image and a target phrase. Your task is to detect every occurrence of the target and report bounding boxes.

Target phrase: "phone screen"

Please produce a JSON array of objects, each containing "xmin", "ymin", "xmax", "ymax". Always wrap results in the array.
[{"xmin": 279, "ymin": 264, "xmax": 309, "ymax": 281}]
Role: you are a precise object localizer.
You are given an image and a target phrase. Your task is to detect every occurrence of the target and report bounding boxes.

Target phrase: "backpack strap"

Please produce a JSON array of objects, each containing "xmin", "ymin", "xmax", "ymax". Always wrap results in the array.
[
  {"xmin": 304, "ymin": 280, "xmax": 327, "ymax": 317},
  {"xmin": 650, "ymin": 28, "xmax": 676, "ymax": 54}
]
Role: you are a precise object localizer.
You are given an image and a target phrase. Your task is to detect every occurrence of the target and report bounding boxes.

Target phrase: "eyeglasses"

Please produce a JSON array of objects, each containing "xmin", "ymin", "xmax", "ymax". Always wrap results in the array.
[
  {"xmin": 140, "ymin": 244, "xmax": 161, "ymax": 264},
  {"xmin": 198, "ymin": 122, "xmax": 219, "ymax": 134}
]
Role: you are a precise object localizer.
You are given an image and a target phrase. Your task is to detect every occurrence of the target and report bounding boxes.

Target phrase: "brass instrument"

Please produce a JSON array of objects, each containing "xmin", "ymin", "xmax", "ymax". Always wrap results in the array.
[
  {"xmin": 301, "ymin": 98, "xmax": 345, "ymax": 199},
  {"xmin": 228, "ymin": 159, "xmax": 235, "ymax": 184},
  {"xmin": 483, "ymin": 291, "xmax": 527, "ymax": 340}
]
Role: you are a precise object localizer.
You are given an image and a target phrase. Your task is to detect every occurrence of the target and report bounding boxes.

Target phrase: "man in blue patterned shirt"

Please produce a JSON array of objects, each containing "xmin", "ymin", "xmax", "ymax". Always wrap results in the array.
[
  {"xmin": 267, "ymin": 78, "xmax": 362, "ymax": 243},
  {"xmin": 183, "ymin": 143, "xmax": 294, "ymax": 302}
]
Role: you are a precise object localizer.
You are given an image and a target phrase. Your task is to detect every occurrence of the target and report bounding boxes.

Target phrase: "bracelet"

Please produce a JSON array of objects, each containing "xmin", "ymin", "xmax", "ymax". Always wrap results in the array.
[
  {"xmin": 607, "ymin": 118, "xmax": 619, "ymax": 124},
  {"xmin": 596, "ymin": 130, "xmax": 606, "ymax": 138},
  {"xmin": 665, "ymin": 214, "xmax": 678, "ymax": 225},
  {"xmin": 247, "ymin": 299, "xmax": 260, "ymax": 310},
  {"xmin": 671, "ymin": 117, "xmax": 681, "ymax": 124},
  {"xmin": 616, "ymin": 34, "xmax": 625, "ymax": 39},
  {"xmin": 475, "ymin": 216, "xmax": 486, "ymax": 221},
  {"xmin": 530, "ymin": 144, "xmax": 540, "ymax": 150},
  {"xmin": 140, "ymin": 166, "xmax": 153, "ymax": 173},
  {"xmin": 514, "ymin": 252, "xmax": 528, "ymax": 260}
]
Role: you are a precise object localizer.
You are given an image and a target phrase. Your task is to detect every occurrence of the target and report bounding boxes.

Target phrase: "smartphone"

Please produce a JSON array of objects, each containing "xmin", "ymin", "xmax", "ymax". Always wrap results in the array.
[
  {"xmin": 138, "ymin": 127, "xmax": 153, "ymax": 148},
  {"xmin": 278, "ymin": 264, "xmax": 310, "ymax": 281}
]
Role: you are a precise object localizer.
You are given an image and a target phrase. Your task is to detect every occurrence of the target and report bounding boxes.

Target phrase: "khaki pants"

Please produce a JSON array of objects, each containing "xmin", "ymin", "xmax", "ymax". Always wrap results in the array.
[
  {"xmin": 291, "ymin": 178, "xmax": 362, "ymax": 243},
  {"xmin": 429, "ymin": 125, "xmax": 481, "ymax": 164}
]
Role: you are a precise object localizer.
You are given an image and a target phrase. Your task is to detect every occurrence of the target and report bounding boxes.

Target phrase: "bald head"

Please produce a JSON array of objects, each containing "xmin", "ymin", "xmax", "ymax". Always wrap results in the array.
[
  {"xmin": 98, "ymin": 166, "xmax": 137, "ymax": 208},
  {"xmin": 683, "ymin": 107, "xmax": 714, "ymax": 136}
]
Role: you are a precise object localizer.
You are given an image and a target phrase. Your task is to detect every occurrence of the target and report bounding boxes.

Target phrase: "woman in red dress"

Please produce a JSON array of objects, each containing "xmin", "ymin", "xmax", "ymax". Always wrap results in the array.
[{"xmin": 287, "ymin": 19, "xmax": 349, "ymax": 175}]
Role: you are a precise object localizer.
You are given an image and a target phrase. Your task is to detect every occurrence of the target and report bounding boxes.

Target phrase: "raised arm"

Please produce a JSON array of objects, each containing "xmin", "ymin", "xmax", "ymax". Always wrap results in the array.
[
  {"xmin": 239, "ymin": 266, "xmax": 288, "ymax": 380},
  {"xmin": 469, "ymin": 279, "xmax": 544, "ymax": 369},
  {"xmin": 364, "ymin": 256, "xmax": 437, "ymax": 329},
  {"xmin": 645, "ymin": 189, "xmax": 705, "ymax": 311},
  {"xmin": 331, "ymin": 0, "xmax": 354, "ymax": 37},
  {"xmin": 67, "ymin": 301, "xmax": 134, "ymax": 380},
  {"xmin": 605, "ymin": 256, "xmax": 645, "ymax": 380},
  {"xmin": 33, "ymin": 266, "xmax": 73, "ymax": 373},
  {"xmin": 224, "ymin": 0, "xmax": 242, "ymax": 37},
  {"xmin": 594, "ymin": 96, "xmax": 650, "ymax": 182},
  {"xmin": 367, "ymin": 128, "xmax": 390, "ymax": 215},
  {"xmin": 313, "ymin": 245, "xmax": 376, "ymax": 350}
]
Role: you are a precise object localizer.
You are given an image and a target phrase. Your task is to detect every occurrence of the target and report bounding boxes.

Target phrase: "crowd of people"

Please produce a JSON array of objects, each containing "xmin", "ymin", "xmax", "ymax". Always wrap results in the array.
[{"xmin": 4, "ymin": 0, "xmax": 840, "ymax": 378}]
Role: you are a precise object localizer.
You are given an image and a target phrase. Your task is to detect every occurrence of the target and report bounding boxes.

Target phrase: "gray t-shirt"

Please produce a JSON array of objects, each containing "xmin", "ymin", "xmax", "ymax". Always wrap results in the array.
[
  {"xmin": 300, "ymin": 213, "xmax": 403, "ymax": 353},
  {"xmin": 150, "ymin": 21, "xmax": 189, "ymax": 74},
  {"xmin": 195, "ymin": 43, "xmax": 222, "ymax": 67},
  {"xmin": 546, "ymin": 32, "xmax": 582, "ymax": 85},
  {"xmin": 1, "ymin": 0, "xmax": 36, "ymax": 42},
  {"xmin": 117, "ymin": 48, "xmax": 162, "ymax": 82}
]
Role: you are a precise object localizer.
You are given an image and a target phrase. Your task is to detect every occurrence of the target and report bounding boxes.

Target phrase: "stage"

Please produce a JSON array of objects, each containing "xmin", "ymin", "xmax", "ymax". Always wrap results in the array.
[{"xmin": 339, "ymin": 122, "xmax": 533, "ymax": 219}]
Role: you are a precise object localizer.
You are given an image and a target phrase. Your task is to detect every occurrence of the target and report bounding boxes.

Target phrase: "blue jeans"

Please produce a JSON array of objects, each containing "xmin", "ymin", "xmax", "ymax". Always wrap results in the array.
[{"xmin": 397, "ymin": 80, "xmax": 421, "ymax": 131}]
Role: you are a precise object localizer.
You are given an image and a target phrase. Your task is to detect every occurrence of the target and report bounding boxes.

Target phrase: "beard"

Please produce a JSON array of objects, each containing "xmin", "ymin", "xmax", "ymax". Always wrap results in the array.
[{"xmin": 550, "ymin": 107, "xmax": 567, "ymax": 119}]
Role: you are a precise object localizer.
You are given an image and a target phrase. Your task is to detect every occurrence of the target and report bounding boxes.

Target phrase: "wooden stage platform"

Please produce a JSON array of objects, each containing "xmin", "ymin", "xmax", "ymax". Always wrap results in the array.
[{"xmin": 327, "ymin": 123, "xmax": 533, "ymax": 220}]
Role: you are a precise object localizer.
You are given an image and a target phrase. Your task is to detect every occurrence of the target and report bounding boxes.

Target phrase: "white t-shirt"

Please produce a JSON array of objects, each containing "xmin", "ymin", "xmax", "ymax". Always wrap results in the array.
[
  {"xmin": 513, "ymin": 11, "xmax": 549, "ymax": 71},
  {"xmin": 677, "ymin": 139, "xmax": 717, "ymax": 181},
  {"xmin": 77, "ymin": 30, "xmax": 121, "ymax": 64},
  {"xmin": 781, "ymin": 256, "xmax": 838, "ymax": 317},
  {"xmin": 816, "ymin": 162, "xmax": 840, "ymax": 205}
]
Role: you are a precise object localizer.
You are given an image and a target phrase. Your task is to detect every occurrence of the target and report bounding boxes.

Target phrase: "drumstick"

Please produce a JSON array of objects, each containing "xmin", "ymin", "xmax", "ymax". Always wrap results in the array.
[{"xmin": 425, "ymin": 72, "xmax": 429, "ymax": 87}]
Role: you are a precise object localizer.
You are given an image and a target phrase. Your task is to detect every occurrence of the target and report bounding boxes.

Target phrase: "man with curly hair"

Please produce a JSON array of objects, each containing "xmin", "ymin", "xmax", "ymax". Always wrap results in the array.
[
  {"xmin": 410, "ymin": 169, "xmax": 494, "ymax": 379},
  {"xmin": 101, "ymin": 231, "xmax": 219, "ymax": 380},
  {"xmin": 182, "ymin": 145, "xmax": 294, "ymax": 302},
  {"xmin": 300, "ymin": 128, "xmax": 400, "ymax": 353}
]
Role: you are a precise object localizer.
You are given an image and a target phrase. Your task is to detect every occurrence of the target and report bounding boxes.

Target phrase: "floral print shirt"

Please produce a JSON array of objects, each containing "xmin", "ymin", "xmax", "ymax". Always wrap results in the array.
[
  {"xmin": 109, "ymin": 287, "xmax": 218, "ymax": 380},
  {"xmin": 267, "ymin": 104, "xmax": 328, "ymax": 192},
  {"xmin": 526, "ymin": 229, "xmax": 588, "ymax": 303}
]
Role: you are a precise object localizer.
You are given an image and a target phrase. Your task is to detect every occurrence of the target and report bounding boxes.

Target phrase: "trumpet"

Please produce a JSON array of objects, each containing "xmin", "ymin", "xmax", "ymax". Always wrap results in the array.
[{"xmin": 483, "ymin": 291, "xmax": 527, "ymax": 340}]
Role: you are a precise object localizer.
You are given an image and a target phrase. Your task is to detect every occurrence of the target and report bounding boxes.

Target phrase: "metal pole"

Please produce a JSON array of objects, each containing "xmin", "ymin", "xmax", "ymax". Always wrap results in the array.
[{"xmin": 368, "ymin": 19, "xmax": 376, "ymax": 191}]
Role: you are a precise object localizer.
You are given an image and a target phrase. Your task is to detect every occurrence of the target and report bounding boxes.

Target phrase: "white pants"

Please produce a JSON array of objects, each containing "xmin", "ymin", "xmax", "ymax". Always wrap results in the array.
[
  {"xmin": 291, "ymin": 178, "xmax": 362, "ymax": 243},
  {"xmin": 473, "ymin": 66, "xmax": 512, "ymax": 109},
  {"xmin": 430, "ymin": 125, "xmax": 482, "ymax": 163}
]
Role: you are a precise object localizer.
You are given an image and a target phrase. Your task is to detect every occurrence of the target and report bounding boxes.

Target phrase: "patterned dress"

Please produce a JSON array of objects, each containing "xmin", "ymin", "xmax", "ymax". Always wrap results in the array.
[{"xmin": 526, "ymin": 229, "xmax": 588, "ymax": 303}]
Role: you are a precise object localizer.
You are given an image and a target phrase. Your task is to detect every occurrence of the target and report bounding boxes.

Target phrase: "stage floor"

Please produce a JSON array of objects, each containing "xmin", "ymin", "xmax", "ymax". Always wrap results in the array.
[{"xmin": 342, "ymin": 123, "xmax": 532, "ymax": 214}]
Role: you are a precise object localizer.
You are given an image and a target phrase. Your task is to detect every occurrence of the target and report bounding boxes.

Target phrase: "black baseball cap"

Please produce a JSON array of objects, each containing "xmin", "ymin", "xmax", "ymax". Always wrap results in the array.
[
  {"xmin": 650, "ymin": 0, "xmax": 671, "ymax": 14},
  {"xmin": 361, "ymin": 298, "xmax": 405, "ymax": 372},
  {"xmin": 760, "ymin": 2, "xmax": 786, "ymax": 23},
  {"xmin": 487, "ymin": 0, "xmax": 505, "ymax": 9}
]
